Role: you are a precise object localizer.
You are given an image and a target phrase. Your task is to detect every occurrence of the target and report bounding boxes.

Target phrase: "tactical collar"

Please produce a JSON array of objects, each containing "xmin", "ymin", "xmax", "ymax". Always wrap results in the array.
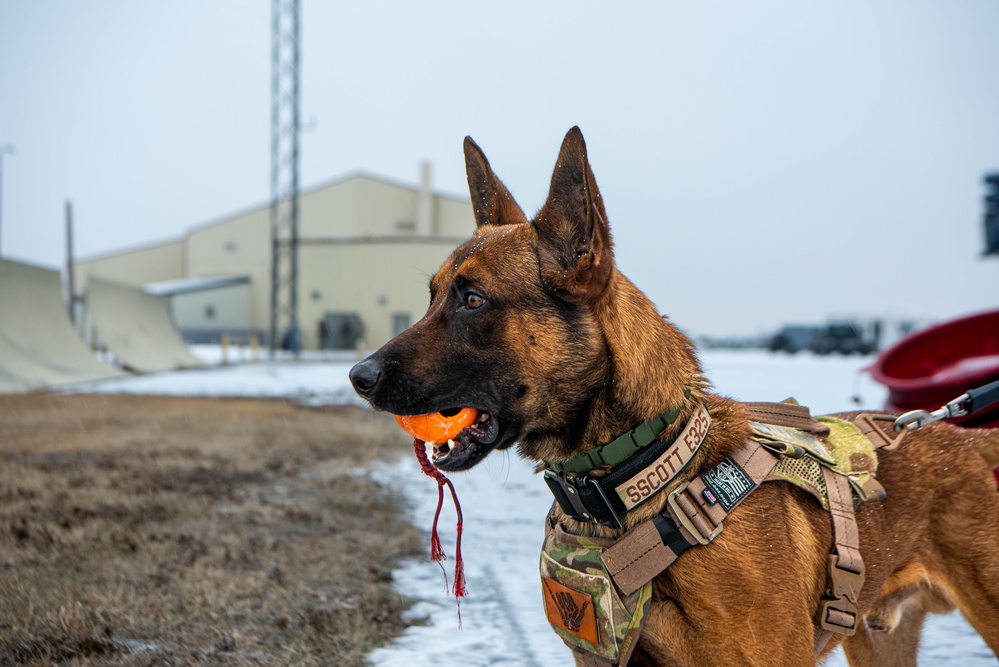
[
  {"xmin": 548, "ymin": 386, "xmax": 691, "ymax": 475},
  {"xmin": 544, "ymin": 393, "xmax": 711, "ymax": 529}
]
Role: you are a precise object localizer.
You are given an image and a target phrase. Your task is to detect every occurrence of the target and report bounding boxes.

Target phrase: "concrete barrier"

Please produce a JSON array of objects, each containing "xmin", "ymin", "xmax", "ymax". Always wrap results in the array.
[
  {"xmin": 0, "ymin": 258, "xmax": 126, "ymax": 392},
  {"xmin": 85, "ymin": 276, "xmax": 204, "ymax": 373}
]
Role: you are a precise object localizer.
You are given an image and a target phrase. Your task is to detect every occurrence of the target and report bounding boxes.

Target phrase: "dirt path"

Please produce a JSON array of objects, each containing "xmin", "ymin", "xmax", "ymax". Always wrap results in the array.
[{"xmin": 0, "ymin": 393, "xmax": 420, "ymax": 666}]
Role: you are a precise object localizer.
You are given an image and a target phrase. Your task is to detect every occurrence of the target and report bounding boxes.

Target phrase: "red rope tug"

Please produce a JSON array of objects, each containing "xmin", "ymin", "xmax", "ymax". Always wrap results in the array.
[{"xmin": 412, "ymin": 438, "xmax": 467, "ymax": 616}]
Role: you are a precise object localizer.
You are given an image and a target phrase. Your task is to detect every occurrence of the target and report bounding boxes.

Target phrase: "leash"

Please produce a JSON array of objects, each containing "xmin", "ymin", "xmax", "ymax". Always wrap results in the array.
[
  {"xmin": 893, "ymin": 379, "xmax": 999, "ymax": 492},
  {"xmin": 893, "ymin": 379, "xmax": 999, "ymax": 431}
]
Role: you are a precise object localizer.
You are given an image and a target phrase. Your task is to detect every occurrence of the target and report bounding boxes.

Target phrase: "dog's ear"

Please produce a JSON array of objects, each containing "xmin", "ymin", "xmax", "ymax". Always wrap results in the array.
[
  {"xmin": 464, "ymin": 136, "xmax": 528, "ymax": 228},
  {"xmin": 534, "ymin": 126, "xmax": 614, "ymax": 300}
]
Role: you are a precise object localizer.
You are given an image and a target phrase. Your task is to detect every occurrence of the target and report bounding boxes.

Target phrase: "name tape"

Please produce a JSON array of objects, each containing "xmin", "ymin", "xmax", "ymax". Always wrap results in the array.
[{"xmin": 615, "ymin": 403, "xmax": 711, "ymax": 511}]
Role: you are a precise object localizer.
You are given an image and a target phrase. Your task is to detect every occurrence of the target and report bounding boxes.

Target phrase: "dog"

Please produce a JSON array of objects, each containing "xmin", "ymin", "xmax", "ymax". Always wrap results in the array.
[{"xmin": 350, "ymin": 127, "xmax": 999, "ymax": 666}]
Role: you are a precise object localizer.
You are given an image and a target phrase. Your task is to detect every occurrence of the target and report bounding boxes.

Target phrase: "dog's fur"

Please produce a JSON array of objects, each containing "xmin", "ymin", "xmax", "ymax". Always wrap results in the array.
[{"xmin": 351, "ymin": 128, "xmax": 999, "ymax": 666}]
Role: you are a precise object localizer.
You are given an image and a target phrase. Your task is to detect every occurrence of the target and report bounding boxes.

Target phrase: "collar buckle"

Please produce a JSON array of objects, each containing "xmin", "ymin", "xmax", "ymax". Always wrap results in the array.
[{"xmin": 544, "ymin": 470, "xmax": 624, "ymax": 529}]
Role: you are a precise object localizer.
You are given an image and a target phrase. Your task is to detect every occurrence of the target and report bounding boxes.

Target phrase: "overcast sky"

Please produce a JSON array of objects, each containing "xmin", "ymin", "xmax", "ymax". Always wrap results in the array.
[{"xmin": 1, "ymin": 1, "xmax": 997, "ymax": 336}]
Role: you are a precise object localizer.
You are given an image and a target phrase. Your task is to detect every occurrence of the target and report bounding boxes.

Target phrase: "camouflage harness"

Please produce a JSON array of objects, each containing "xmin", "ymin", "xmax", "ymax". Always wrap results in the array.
[{"xmin": 542, "ymin": 401, "xmax": 906, "ymax": 666}]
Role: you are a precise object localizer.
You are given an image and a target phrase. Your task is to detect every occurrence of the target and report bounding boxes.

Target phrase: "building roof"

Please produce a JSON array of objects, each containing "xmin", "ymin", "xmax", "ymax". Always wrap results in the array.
[
  {"xmin": 186, "ymin": 170, "xmax": 469, "ymax": 236},
  {"xmin": 78, "ymin": 169, "xmax": 471, "ymax": 264},
  {"xmin": 144, "ymin": 275, "xmax": 251, "ymax": 296}
]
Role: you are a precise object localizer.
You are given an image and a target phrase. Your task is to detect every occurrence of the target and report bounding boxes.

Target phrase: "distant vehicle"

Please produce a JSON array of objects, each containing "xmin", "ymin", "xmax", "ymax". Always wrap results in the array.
[
  {"xmin": 769, "ymin": 320, "xmax": 880, "ymax": 355},
  {"xmin": 811, "ymin": 321, "xmax": 877, "ymax": 355},
  {"xmin": 769, "ymin": 325, "xmax": 820, "ymax": 354}
]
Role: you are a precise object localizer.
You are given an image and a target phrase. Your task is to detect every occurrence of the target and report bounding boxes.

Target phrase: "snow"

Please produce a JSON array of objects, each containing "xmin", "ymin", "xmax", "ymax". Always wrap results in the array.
[
  {"xmin": 66, "ymin": 347, "xmax": 369, "ymax": 408},
  {"xmin": 63, "ymin": 348, "xmax": 995, "ymax": 666}
]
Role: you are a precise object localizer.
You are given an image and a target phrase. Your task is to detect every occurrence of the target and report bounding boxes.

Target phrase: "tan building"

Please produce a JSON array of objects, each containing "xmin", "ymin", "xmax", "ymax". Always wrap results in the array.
[{"xmin": 75, "ymin": 168, "xmax": 473, "ymax": 350}]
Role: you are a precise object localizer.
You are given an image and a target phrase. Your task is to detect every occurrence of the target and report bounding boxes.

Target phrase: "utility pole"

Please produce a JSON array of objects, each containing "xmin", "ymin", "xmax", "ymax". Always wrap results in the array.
[
  {"xmin": 0, "ymin": 143, "xmax": 15, "ymax": 257},
  {"xmin": 66, "ymin": 200, "xmax": 76, "ymax": 325},
  {"xmin": 269, "ymin": 0, "xmax": 302, "ymax": 356}
]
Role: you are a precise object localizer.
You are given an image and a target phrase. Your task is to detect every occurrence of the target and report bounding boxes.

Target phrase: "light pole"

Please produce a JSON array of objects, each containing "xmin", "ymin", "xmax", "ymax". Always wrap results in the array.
[{"xmin": 0, "ymin": 144, "xmax": 15, "ymax": 257}]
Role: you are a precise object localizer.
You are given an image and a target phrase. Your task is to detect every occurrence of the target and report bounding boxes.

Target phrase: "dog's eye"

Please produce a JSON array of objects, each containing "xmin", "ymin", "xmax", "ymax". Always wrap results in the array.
[{"xmin": 464, "ymin": 292, "xmax": 486, "ymax": 310}]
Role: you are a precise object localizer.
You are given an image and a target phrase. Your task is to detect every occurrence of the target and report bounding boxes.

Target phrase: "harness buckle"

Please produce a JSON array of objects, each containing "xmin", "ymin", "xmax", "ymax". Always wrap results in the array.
[
  {"xmin": 826, "ymin": 554, "xmax": 865, "ymax": 603},
  {"xmin": 816, "ymin": 596, "xmax": 859, "ymax": 636},
  {"xmin": 667, "ymin": 482, "xmax": 723, "ymax": 545},
  {"xmin": 815, "ymin": 554, "xmax": 865, "ymax": 636}
]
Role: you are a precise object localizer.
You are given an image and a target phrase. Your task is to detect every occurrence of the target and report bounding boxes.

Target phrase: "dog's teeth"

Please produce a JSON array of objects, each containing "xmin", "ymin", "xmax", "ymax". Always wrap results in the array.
[
  {"xmin": 447, "ymin": 439, "xmax": 456, "ymax": 449},
  {"xmin": 479, "ymin": 412, "xmax": 490, "ymax": 423}
]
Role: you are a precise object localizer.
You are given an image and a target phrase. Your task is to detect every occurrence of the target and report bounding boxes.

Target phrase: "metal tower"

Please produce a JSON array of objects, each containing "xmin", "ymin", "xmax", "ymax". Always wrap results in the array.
[{"xmin": 269, "ymin": 0, "xmax": 302, "ymax": 355}]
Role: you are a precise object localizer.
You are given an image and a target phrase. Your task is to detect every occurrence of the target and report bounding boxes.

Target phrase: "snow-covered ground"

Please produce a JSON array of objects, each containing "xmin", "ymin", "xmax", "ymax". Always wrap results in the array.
[{"xmin": 64, "ymin": 348, "xmax": 996, "ymax": 666}]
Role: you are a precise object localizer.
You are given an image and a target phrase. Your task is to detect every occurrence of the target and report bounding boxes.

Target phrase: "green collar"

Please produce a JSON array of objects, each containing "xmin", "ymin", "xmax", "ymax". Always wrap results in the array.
[{"xmin": 548, "ymin": 387, "xmax": 692, "ymax": 475}]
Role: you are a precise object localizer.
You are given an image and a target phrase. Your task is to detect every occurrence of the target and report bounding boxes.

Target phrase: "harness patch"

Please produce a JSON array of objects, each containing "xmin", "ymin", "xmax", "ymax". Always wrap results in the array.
[
  {"xmin": 542, "ymin": 576, "xmax": 599, "ymax": 644},
  {"xmin": 702, "ymin": 457, "xmax": 755, "ymax": 510},
  {"xmin": 541, "ymin": 518, "xmax": 652, "ymax": 665},
  {"xmin": 758, "ymin": 416, "xmax": 882, "ymax": 510}
]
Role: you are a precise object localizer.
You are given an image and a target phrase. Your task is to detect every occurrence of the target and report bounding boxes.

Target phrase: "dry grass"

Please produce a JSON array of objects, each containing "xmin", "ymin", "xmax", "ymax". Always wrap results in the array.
[{"xmin": 0, "ymin": 393, "xmax": 423, "ymax": 666}]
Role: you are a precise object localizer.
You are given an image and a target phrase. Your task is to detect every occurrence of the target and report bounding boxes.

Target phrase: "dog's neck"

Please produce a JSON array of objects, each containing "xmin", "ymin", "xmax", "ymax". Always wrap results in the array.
[
  {"xmin": 550, "ymin": 270, "xmax": 750, "ymax": 535},
  {"xmin": 588, "ymin": 271, "xmax": 706, "ymax": 444}
]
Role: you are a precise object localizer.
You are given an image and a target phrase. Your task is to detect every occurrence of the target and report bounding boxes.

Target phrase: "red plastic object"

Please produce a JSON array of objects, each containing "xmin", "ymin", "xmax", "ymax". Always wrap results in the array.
[{"xmin": 869, "ymin": 309, "xmax": 999, "ymax": 428}]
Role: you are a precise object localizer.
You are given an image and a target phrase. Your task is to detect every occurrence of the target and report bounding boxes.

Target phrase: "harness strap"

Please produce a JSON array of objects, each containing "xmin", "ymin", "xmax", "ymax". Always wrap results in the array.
[
  {"xmin": 852, "ymin": 412, "xmax": 908, "ymax": 451},
  {"xmin": 813, "ymin": 411, "xmax": 903, "ymax": 654},
  {"xmin": 603, "ymin": 441, "xmax": 780, "ymax": 595},
  {"xmin": 603, "ymin": 436, "xmax": 868, "ymax": 657},
  {"xmin": 744, "ymin": 400, "xmax": 831, "ymax": 437},
  {"xmin": 812, "ymin": 465, "xmax": 865, "ymax": 653}
]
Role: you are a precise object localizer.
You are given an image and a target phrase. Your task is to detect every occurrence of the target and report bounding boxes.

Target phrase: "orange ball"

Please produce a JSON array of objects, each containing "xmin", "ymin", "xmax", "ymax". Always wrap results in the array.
[{"xmin": 395, "ymin": 408, "xmax": 479, "ymax": 443}]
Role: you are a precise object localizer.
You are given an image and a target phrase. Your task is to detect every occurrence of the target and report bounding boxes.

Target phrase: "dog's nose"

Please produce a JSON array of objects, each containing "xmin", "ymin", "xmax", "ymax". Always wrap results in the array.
[{"xmin": 349, "ymin": 357, "xmax": 383, "ymax": 397}]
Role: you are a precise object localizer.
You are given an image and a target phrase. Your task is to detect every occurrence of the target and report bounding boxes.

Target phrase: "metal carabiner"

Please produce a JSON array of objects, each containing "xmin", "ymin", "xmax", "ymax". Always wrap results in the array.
[
  {"xmin": 893, "ymin": 409, "xmax": 937, "ymax": 432},
  {"xmin": 893, "ymin": 394, "xmax": 971, "ymax": 432}
]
